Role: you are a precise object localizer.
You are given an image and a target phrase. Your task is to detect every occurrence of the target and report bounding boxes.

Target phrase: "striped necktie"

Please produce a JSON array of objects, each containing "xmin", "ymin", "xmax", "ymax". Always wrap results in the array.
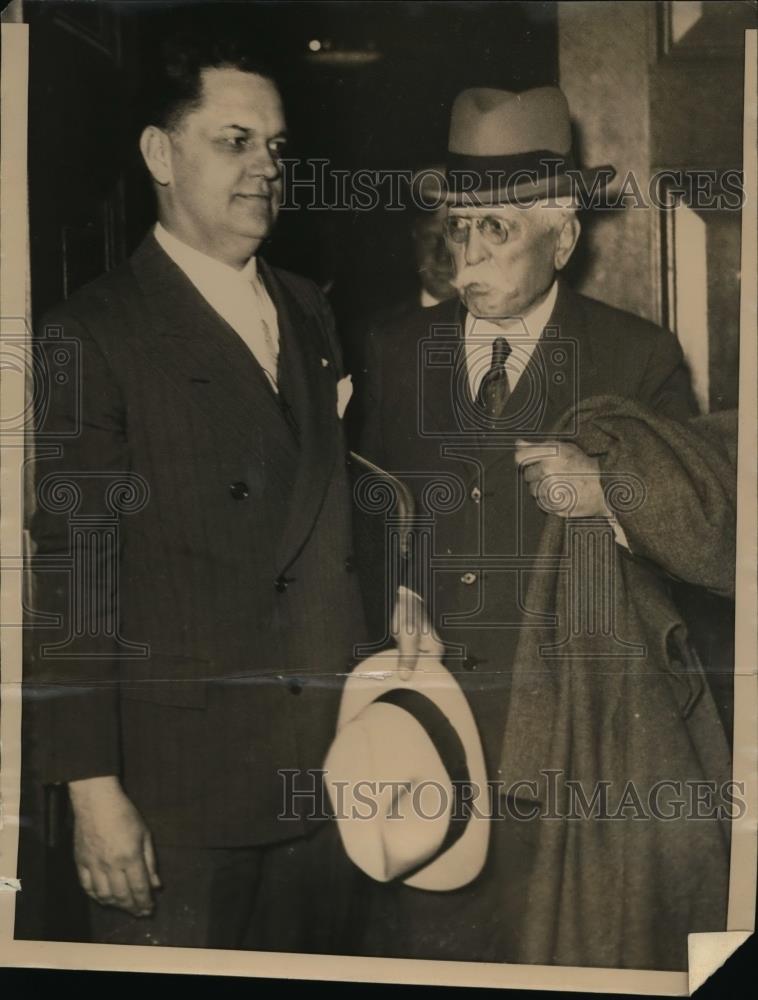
[{"xmin": 475, "ymin": 335, "xmax": 511, "ymax": 419}]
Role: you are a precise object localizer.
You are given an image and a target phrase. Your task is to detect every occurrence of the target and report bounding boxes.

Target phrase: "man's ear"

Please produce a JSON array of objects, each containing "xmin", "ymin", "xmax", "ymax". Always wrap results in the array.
[
  {"xmin": 554, "ymin": 214, "xmax": 581, "ymax": 271},
  {"xmin": 139, "ymin": 126, "xmax": 173, "ymax": 187}
]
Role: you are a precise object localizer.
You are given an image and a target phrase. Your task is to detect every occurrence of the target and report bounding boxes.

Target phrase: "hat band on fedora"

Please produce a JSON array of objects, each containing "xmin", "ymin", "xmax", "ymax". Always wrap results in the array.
[
  {"xmin": 374, "ymin": 688, "xmax": 473, "ymax": 880},
  {"xmin": 447, "ymin": 149, "xmax": 576, "ymax": 193}
]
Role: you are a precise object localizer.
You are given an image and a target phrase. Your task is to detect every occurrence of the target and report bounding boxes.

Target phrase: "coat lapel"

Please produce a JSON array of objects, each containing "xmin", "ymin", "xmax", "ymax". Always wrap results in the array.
[
  {"xmin": 478, "ymin": 280, "xmax": 598, "ymax": 478},
  {"xmin": 128, "ymin": 234, "xmax": 296, "ymax": 463},
  {"xmin": 418, "ymin": 287, "xmax": 595, "ymax": 444},
  {"xmin": 129, "ymin": 235, "xmax": 339, "ymax": 575},
  {"xmin": 419, "ymin": 299, "xmax": 476, "ymax": 441},
  {"xmin": 531, "ymin": 279, "xmax": 597, "ymax": 433},
  {"xmin": 259, "ymin": 260, "xmax": 339, "ymax": 575}
]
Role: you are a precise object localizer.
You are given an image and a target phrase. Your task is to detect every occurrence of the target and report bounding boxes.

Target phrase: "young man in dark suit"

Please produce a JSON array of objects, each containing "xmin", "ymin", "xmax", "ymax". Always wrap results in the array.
[
  {"xmin": 27, "ymin": 34, "xmax": 365, "ymax": 951},
  {"xmin": 356, "ymin": 86, "xmax": 699, "ymax": 961}
]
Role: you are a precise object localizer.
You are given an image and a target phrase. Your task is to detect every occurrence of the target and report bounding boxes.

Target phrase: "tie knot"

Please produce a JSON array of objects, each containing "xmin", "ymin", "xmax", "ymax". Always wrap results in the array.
[{"xmin": 492, "ymin": 336, "xmax": 511, "ymax": 368}]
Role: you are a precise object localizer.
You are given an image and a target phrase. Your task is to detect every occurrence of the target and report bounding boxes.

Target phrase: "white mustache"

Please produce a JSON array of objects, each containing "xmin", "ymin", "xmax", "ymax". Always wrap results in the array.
[{"xmin": 451, "ymin": 264, "xmax": 509, "ymax": 292}]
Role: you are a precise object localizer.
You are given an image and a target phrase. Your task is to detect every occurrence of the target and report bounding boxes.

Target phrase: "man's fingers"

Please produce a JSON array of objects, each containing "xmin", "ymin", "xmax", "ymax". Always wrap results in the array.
[
  {"xmin": 124, "ymin": 858, "xmax": 154, "ymax": 915},
  {"xmin": 392, "ymin": 587, "xmax": 423, "ymax": 635},
  {"xmin": 389, "ymin": 597, "xmax": 403, "ymax": 640},
  {"xmin": 395, "ymin": 628, "xmax": 418, "ymax": 681},
  {"xmin": 522, "ymin": 462, "xmax": 543, "ymax": 484},
  {"xmin": 90, "ymin": 868, "xmax": 116, "ymax": 907},
  {"xmin": 109, "ymin": 867, "xmax": 141, "ymax": 915},
  {"xmin": 514, "ymin": 448, "xmax": 540, "ymax": 468},
  {"xmin": 142, "ymin": 833, "xmax": 162, "ymax": 890},
  {"xmin": 515, "ymin": 439, "xmax": 558, "ymax": 468},
  {"xmin": 77, "ymin": 864, "xmax": 96, "ymax": 899},
  {"xmin": 418, "ymin": 628, "xmax": 445, "ymax": 657},
  {"xmin": 391, "ymin": 587, "xmax": 443, "ymax": 679},
  {"xmin": 399, "ymin": 619, "xmax": 445, "ymax": 677},
  {"xmin": 392, "ymin": 587, "xmax": 425, "ymax": 679}
]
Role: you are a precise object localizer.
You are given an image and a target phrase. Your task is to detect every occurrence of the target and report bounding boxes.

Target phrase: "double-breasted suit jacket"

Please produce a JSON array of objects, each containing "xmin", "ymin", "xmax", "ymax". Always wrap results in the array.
[
  {"xmin": 28, "ymin": 233, "xmax": 366, "ymax": 847},
  {"xmin": 358, "ymin": 280, "xmax": 697, "ymax": 768}
]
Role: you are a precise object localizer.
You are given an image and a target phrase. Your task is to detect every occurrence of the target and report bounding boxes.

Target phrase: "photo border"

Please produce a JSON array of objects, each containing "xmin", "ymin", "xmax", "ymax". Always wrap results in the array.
[{"xmin": 1, "ymin": 13, "xmax": 755, "ymax": 995}]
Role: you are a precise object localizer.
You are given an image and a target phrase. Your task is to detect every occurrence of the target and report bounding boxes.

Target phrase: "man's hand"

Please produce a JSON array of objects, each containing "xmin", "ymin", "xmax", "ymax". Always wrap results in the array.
[
  {"xmin": 390, "ymin": 586, "xmax": 444, "ymax": 680},
  {"xmin": 515, "ymin": 438, "xmax": 609, "ymax": 518},
  {"xmin": 68, "ymin": 775, "xmax": 161, "ymax": 917}
]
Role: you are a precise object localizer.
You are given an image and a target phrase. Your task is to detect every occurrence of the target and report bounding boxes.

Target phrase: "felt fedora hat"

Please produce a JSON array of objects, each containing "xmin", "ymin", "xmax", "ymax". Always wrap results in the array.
[
  {"xmin": 418, "ymin": 86, "xmax": 615, "ymax": 206},
  {"xmin": 323, "ymin": 649, "xmax": 490, "ymax": 891}
]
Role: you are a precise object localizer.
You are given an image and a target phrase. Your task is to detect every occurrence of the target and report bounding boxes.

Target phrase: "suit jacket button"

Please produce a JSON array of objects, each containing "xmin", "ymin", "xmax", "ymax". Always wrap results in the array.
[
  {"xmin": 274, "ymin": 576, "xmax": 288, "ymax": 593},
  {"xmin": 288, "ymin": 679, "xmax": 303, "ymax": 695},
  {"xmin": 229, "ymin": 481, "xmax": 249, "ymax": 500}
]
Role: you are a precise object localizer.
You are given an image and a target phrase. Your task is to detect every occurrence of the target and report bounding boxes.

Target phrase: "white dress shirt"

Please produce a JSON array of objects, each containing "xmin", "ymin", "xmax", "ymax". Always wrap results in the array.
[
  {"xmin": 463, "ymin": 280, "xmax": 558, "ymax": 401},
  {"xmin": 154, "ymin": 223, "xmax": 280, "ymax": 391},
  {"xmin": 420, "ymin": 288, "xmax": 443, "ymax": 308}
]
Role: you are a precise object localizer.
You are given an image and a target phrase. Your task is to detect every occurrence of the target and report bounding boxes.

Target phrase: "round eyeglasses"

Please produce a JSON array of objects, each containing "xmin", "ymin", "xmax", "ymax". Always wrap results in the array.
[{"xmin": 445, "ymin": 215, "xmax": 510, "ymax": 246}]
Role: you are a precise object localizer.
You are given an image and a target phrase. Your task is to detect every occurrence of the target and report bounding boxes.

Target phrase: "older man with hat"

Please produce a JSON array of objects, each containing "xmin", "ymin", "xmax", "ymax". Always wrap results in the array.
[{"xmin": 355, "ymin": 86, "xmax": 698, "ymax": 962}]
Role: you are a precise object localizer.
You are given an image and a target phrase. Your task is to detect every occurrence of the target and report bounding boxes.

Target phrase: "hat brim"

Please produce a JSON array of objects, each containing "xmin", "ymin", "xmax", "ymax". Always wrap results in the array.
[
  {"xmin": 419, "ymin": 164, "xmax": 616, "ymax": 207},
  {"xmin": 323, "ymin": 701, "xmax": 453, "ymax": 883},
  {"xmin": 325, "ymin": 649, "xmax": 490, "ymax": 891}
]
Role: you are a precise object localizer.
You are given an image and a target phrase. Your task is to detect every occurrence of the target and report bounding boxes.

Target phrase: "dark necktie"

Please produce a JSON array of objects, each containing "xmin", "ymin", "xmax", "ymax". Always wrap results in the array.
[{"xmin": 475, "ymin": 336, "xmax": 511, "ymax": 419}]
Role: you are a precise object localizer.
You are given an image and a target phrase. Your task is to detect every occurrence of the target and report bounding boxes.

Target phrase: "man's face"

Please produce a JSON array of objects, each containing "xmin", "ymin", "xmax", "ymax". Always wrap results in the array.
[
  {"xmin": 161, "ymin": 67, "xmax": 287, "ymax": 260},
  {"xmin": 412, "ymin": 208, "xmax": 455, "ymax": 302},
  {"xmin": 446, "ymin": 204, "xmax": 562, "ymax": 318}
]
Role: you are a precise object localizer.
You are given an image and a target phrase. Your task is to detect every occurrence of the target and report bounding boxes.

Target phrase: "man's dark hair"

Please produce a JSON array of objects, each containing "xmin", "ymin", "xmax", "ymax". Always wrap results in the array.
[{"xmin": 139, "ymin": 29, "xmax": 278, "ymax": 133}]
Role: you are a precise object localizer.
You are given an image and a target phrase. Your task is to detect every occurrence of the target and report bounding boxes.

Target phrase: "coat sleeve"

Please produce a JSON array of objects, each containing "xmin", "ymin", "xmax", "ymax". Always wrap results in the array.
[
  {"xmin": 610, "ymin": 328, "xmax": 694, "ymax": 560},
  {"xmin": 350, "ymin": 326, "xmax": 414, "ymax": 638},
  {"xmin": 27, "ymin": 308, "xmax": 128, "ymax": 784},
  {"xmin": 354, "ymin": 327, "xmax": 386, "ymax": 468},
  {"xmin": 638, "ymin": 329, "xmax": 699, "ymax": 420}
]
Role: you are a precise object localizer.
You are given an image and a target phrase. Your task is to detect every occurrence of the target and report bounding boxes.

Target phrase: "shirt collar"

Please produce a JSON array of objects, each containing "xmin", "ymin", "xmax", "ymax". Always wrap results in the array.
[
  {"xmin": 420, "ymin": 288, "xmax": 442, "ymax": 309},
  {"xmin": 154, "ymin": 222, "xmax": 257, "ymax": 285}
]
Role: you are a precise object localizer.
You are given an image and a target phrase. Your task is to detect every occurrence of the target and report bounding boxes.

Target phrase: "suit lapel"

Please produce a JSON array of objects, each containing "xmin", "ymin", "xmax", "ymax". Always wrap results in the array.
[
  {"xmin": 477, "ymin": 280, "xmax": 597, "ymax": 477},
  {"xmin": 128, "ymin": 234, "xmax": 296, "ymax": 463},
  {"xmin": 420, "ymin": 299, "xmax": 478, "ymax": 441},
  {"xmin": 418, "ymin": 290, "xmax": 591, "ymax": 442},
  {"xmin": 259, "ymin": 260, "xmax": 338, "ymax": 575},
  {"xmin": 130, "ymin": 235, "xmax": 339, "ymax": 574},
  {"xmin": 530, "ymin": 279, "xmax": 597, "ymax": 433},
  {"xmin": 417, "ymin": 282, "xmax": 597, "ymax": 485}
]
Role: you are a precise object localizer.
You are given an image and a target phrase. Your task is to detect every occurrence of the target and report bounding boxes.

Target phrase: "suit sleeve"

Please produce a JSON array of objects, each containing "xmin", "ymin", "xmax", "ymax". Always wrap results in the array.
[
  {"xmin": 27, "ymin": 310, "xmax": 128, "ymax": 784},
  {"xmin": 639, "ymin": 330, "xmax": 699, "ymax": 420},
  {"xmin": 349, "ymin": 326, "xmax": 415, "ymax": 638},
  {"xmin": 612, "ymin": 330, "xmax": 698, "ymax": 561},
  {"xmin": 355, "ymin": 327, "xmax": 386, "ymax": 468}
]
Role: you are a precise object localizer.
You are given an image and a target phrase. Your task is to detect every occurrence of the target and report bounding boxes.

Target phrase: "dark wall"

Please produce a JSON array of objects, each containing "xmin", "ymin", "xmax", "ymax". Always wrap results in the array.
[{"xmin": 27, "ymin": 0, "xmax": 558, "ymax": 336}]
